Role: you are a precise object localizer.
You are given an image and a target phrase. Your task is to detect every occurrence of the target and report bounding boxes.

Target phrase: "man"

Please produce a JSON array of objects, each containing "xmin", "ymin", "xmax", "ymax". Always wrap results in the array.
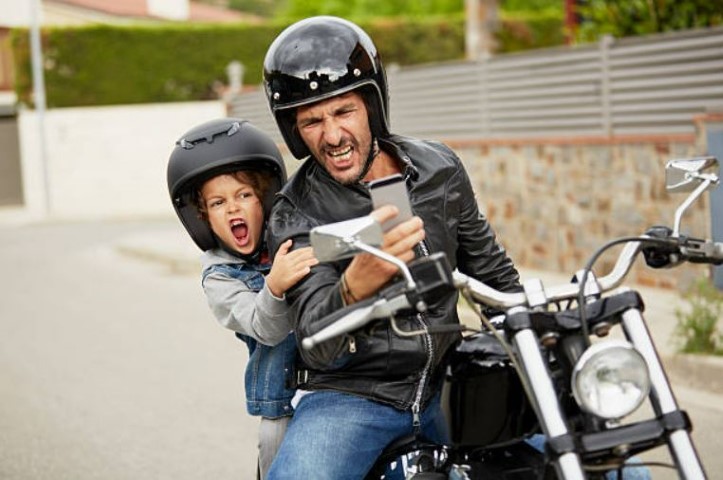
[{"xmin": 263, "ymin": 16, "xmax": 520, "ymax": 479}]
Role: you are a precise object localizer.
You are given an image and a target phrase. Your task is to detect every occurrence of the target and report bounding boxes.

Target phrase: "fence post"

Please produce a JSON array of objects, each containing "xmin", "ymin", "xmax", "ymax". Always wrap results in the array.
[
  {"xmin": 465, "ymin": 0, "xmax": 499, "ymax": 61},
  {"xmin": 226, "ymin": 60, "xmax": 244, "ymax": 96},
  {"xmin": 599, "ymin": 34, "xmax": 614, "ymax": 137},
  {"xmin": 30, "ymin": 0, "xmax": 50, "ymax": 216}
]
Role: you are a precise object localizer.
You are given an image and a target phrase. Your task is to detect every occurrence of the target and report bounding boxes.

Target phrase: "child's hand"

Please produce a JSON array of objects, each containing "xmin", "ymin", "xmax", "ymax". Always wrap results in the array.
[{"xmin": 265, "ymin": 240, "xmax": 318, "ymax": 298}]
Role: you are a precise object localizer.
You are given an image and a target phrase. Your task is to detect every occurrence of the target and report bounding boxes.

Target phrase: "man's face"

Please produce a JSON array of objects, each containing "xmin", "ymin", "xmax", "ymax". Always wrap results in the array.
[{"xmin": 295, "ymin": 92, "xmax": 373, "ymax": 185}]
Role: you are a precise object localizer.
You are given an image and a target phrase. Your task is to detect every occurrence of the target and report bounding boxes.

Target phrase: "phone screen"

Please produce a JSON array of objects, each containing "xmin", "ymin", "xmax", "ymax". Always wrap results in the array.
[{"xmin": 369, "ymin": 173, "xmax": 413, "ymax": 232}]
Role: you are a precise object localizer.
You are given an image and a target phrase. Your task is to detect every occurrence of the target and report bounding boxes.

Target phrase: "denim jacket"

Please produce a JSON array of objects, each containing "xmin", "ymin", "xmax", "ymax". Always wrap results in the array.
[{"xmin": 201, "ymin": 254, "xmax": 296, "ymax": 419}]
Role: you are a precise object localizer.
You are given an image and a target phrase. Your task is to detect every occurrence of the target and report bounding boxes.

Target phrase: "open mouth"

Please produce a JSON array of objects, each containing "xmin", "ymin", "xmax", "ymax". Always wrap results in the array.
[
  {"xmin": 323, "ymin": 142, "xmax": 355, "ymax": 167},
  {"xmin": 328, "ymin": 145, "xmax": 353, "ymax": 159},
  {"xmin": 230, "ymin": 219, "xmax": 249, "ymax": 246}
]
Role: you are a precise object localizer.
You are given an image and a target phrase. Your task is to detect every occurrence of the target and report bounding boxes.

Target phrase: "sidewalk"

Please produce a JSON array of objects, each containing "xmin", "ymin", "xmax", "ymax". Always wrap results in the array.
[{"xmin": 113, "ymin": 225, "xmax": 723, "ymax": 395}]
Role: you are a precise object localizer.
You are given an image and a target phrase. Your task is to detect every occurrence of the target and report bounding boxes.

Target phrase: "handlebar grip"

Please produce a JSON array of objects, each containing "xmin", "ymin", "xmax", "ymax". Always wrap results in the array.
[
  {"xmin": 642, "ymin": 228, "xmax": 723, "ymax": 267},
  {"xmin": 681, "ymin": 239, "xmax": 723, "ymax": 266},
  {"xmin": 715, "ymin": 242, "xmax": 723, "ymax": 263},
  {"xmin": 425, "ymin": 324, "xmax": 467, "ymax": 335}
]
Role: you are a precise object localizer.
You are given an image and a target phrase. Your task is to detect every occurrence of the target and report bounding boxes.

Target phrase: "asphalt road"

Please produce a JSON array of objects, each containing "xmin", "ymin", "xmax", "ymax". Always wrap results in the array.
[
  {"xmin": 0, "ymin": 219, "xmax": 258, "ymax": 479},
  {"xmin": 1, "ymin": 218, "xmax": 721, "ymax": 479}
]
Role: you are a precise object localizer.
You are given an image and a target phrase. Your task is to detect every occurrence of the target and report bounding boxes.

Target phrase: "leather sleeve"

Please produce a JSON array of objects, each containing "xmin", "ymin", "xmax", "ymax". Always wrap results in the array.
[
  {"xmin": 449, "ymin": 150, "xmax": 522, "ymax": 293},
  {"xmin": 267, "ymin": 197, "xmax": 356, "ymax": 370}
]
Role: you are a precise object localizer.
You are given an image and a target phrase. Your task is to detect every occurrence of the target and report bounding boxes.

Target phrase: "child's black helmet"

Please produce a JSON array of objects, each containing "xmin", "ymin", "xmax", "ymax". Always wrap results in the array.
[
  {"xmin": 263, "ymin": 16, "xmax": 390, "ymax": 159},
  {"xmin": 167, "ymin": 118, "xmax": 287, "ymax": 251}
]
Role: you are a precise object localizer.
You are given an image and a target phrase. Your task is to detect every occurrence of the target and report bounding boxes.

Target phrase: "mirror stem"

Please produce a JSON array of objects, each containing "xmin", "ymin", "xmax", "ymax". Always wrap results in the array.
[{"xmin": 672, "ymin": 177, "xmax": 714, "ymax": 237}]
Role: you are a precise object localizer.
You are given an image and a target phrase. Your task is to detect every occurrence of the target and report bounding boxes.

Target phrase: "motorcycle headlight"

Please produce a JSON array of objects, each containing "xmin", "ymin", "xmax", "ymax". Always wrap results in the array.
[{"xmin": 571, "ymin": 340, "xmax": 650, "ymax": 420}]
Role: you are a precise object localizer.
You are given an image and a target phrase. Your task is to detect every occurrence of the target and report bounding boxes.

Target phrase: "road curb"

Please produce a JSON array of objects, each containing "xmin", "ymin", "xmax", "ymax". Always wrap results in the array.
[
  {"xmin": 663, "ymin": 354, "xmax": 723, "ymax": 395},
  {"xmin": 115, "ymin": 245, "xmax": 201, "ymax": 274},
  {"xmin": 114, "ymin": 230, "xmax": 201, "ymax": 274}
]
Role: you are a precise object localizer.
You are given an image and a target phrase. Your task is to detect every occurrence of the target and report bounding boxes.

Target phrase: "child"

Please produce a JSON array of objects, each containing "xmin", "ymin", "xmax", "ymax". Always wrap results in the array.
[{"xmin": 167, "ymin": 118, "xmax": 317, "ymax": 479}]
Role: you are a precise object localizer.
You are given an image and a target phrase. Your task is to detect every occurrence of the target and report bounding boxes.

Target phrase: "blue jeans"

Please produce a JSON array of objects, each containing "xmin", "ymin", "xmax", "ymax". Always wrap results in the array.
[
  {"xmin": 266, "ymin": 391, "xmax": 448, "ymax": 480},
  {"xmin": 526, "ymin": 434, "xmax": 651, "ymax": 480}
]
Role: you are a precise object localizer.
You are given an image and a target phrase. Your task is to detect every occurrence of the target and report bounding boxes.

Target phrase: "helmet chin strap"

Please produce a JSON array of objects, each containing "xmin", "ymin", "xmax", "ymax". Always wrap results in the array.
[{"xmin": 353, "ymin": 137, "xmax": 380, "ymax": 185}]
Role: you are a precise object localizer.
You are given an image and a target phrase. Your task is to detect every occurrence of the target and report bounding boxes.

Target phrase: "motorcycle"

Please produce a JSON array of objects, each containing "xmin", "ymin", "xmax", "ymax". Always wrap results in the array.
[{"xmin": 302, "ymin": 156, "xmax": 722, "ymax": 479}]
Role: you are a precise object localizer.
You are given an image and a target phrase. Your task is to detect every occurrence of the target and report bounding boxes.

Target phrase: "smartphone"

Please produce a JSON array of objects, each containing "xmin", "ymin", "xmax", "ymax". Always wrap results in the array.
[{"xmin": 369, "ymin": 173, "xmax": 413, "ymax": 232}]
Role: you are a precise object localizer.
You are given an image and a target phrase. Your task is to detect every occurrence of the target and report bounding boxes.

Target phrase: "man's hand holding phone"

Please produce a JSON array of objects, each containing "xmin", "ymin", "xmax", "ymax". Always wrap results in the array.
[
  {"xmin": 369, "ymin": 173, "xmax": 413, "ymax": 232},
  {"xmin": 368, "ymin": 173, "xmax": 422, "ymax": 269},
  {"xmin": 371, "ymin": 205, "xmax": 425, "ymax": 266},
  {"xmin": 340, "ymin": 174, "xmax": 424, "ymax": 303}
]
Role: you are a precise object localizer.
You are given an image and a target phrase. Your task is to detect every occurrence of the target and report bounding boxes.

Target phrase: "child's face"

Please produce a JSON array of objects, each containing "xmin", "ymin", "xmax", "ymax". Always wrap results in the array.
[{"xmin": 201, "ymin": 173, "xmax": 264, "ymax": 255}]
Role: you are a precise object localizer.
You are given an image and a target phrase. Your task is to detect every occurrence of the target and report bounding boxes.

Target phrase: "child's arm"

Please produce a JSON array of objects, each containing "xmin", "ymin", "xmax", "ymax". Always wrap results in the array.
[
  {"xmin": 202, "ymin": 240, "xmax": 317, "ymax": 347},
  {"xmin": 203, "ymin": 272, "xmax": 291, "ymax": 346}
]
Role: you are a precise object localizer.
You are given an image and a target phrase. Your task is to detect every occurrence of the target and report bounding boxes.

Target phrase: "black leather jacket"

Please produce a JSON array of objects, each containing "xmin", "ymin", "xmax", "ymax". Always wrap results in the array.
[{"xmin": 267, "ymin": 134, "xmax": 520, "ymax": 411}]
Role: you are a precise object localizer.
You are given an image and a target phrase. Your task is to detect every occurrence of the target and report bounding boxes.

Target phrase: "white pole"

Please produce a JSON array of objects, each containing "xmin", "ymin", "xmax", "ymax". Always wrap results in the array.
[{"xmin": 29, "ymin": 0, "xmax": 50, "ymax": 215}]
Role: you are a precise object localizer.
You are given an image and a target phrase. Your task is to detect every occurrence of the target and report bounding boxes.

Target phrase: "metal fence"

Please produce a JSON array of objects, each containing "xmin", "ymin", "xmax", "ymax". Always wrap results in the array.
[{"xmin": 228, "ymin": 26, "xmax": 723, "ymax": 143}]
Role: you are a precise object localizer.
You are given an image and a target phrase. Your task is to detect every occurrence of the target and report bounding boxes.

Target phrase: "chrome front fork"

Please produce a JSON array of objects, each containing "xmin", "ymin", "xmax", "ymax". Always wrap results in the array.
[
  {"xmin": 513, "ymin": 327, "xmax": 586, "ymax": 480},
  {"xmin": 510, "ymin": 302, "xmax": 707, "ymax": 480},
  {"xmin": 622, "ymin": 307, "xmax": 707, "ymax": 479}
]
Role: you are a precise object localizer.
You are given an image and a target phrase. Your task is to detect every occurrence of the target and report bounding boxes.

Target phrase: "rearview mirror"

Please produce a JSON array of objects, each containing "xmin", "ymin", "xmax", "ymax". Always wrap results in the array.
[
  {"xmin": 310, "ymin": 216, "xmax": 383, "ymax": 262},
  {"xmin": 665, "ymin": 156, "xmax": 719, "ymax": 193}
]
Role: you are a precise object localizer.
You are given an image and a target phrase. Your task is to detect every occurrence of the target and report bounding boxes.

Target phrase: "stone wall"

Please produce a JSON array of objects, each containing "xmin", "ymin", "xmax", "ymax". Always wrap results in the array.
[{"xmin": 452, "ymin": 137, "xmax": 712, "ymax": 290}]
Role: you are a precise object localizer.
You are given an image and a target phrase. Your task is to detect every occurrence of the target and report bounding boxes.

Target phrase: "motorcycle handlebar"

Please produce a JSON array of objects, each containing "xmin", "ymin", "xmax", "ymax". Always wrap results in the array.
[
  {"xmin": 460, "ymin": 238, "xmax": 723, "ymax": 309},
  {"xmin": 302, "ymin": 238, "xmax": 723, "ymax": 350},
  {"xmin": 455, "ymin": 239, "xmax": 645, "ymax": 310}
]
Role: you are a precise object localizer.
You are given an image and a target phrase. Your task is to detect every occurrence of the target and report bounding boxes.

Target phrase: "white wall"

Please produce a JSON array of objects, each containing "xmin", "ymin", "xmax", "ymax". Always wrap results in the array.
[
  {"xmin": 147, "ymin": 0, "xmax": 189, "ymax": 20},
  {"xmin": 0, "ymin": 0, "xmax": 35, "ymax": 27},
  {"xmin": 18, "ymin": 101, "xmax": 227, "ymax": 220}
]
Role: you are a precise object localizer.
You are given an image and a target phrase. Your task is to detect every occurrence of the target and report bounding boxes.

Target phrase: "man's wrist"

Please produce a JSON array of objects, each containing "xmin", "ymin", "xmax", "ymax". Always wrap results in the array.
[{"xmin": 340, "ymin": 272, "xmax": 358, "ymax": 305}]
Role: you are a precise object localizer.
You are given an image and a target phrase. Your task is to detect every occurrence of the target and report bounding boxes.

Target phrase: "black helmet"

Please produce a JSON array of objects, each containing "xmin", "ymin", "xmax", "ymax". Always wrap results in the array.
[
  {"xmin": 167, "ymin": 118, "xmax": 287, "ymax": 251},
  {"xmin": 263, "ymin": 16, "xmax": 389, "ymax": 159}
]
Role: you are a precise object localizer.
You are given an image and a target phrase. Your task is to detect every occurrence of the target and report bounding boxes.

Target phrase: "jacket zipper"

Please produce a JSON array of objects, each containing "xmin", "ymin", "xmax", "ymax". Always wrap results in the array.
[
  {"xmin": 411, "ymin": 240, "xmax": 433, "ymax": 430},
  {"xmin": 411, "ymin": 312, "xmax": 434, "ymax": 429},
  {"xmin": 369, "ymin": 169, "xmax": 433, "ymax": 426}
]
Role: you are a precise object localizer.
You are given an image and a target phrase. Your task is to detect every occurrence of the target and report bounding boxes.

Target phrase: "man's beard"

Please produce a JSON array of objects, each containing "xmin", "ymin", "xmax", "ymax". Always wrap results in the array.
[{"xmin": 334, "ymin": 137, "xmax": 379, "ymax": 185}]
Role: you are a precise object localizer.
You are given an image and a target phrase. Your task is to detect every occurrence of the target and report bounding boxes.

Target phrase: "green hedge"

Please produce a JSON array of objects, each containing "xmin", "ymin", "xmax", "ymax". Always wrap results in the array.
[
  {"xmin": 12, "ymin": 23, "xmax": 288, "ymax": 108},
  {"xmin": 498, "ymin": 11, "xmax": 566, "ymax": 53},
  {"xmin": 11, "ymin": 15, "xmax": 563, "ymax": 108}
]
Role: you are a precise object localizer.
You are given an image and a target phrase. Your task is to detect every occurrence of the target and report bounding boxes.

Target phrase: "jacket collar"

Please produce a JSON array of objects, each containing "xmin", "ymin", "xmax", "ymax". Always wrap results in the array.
[{"xmin": 379, "ymin": 135, "xmax": 420, "ymax": 182}]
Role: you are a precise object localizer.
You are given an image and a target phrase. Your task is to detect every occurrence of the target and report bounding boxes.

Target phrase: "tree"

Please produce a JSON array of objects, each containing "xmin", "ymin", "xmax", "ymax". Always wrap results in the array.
[
  {"xmin": 575, "ymin": 0, "xmax": 723, "ymax": 41},
  {"xmin": 227, "ymin": 0, "xmax": 284, "ymax": 17},
  {"xmin": 502, "ymin": 0, "xmax": 562, "ymax": 14},
  {"xmin": 280, "ymin": 0, "xmax": 464, "ymax": 20},
  {"xmin": 193, "ymin": 0, "xmax": 288, "ymax": 18}
]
